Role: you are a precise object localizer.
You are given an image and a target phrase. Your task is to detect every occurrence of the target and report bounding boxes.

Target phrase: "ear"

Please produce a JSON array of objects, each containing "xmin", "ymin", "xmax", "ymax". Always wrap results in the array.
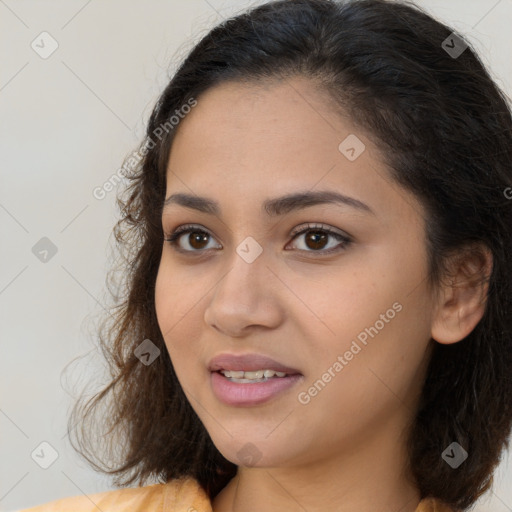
[{"xmin": 431, "ymin": 242, "xmax": 493, "ymax": 345}]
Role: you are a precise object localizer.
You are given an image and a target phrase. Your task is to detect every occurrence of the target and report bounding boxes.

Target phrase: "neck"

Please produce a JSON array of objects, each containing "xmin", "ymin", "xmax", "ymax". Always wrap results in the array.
[{"xmin": 212, "ymin": 408, "xmax": 421, "ymax": 512}]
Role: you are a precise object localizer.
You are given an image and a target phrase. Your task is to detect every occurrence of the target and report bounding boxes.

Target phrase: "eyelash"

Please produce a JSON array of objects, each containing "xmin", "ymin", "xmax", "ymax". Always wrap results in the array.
[{"xmin": 163, "ymin": 223, "xmax": 352, "ymax": 257}]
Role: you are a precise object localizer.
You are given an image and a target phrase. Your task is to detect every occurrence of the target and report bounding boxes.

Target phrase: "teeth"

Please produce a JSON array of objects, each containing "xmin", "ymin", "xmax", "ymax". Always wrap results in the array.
[
  {"xmin": 220, "ymin": 369, "xmax": 288, "ymax": 380},
  {"xmin": 244, "ymin": 370, "xmax": 264, "ymax": 379}
]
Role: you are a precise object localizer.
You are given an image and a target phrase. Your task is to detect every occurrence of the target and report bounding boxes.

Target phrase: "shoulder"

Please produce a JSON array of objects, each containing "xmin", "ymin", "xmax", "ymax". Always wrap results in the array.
[
  {"xmin": 416, "ymin": 497, "xmax": 458, "ymax": 512},
  {"xmin": 18, "ymin": 476, "xmax": 212, "ymax": 512}
]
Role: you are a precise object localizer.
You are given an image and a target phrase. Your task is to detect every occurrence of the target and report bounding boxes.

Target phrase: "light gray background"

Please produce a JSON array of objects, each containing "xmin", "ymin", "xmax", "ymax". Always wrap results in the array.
[{"xmin": 1, "ymin": 1, "xmax": 511, "ymax": 510}]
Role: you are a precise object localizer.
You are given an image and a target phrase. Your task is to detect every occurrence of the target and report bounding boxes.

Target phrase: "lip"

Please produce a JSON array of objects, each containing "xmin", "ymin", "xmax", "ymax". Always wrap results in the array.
[
  {"xmin": 210, "ymin": 371, "xmax": 303, "ymax": 407},
  {"xmin": 208, "ymin": 353, "xmax": 302, "ymax": 375}
]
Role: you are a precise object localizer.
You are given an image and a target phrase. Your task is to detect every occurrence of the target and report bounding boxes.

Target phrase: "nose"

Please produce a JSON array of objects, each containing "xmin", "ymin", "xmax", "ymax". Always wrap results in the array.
[{"xmin": 203, "ymin": 247, "xmax": 285, "ymax": 337}]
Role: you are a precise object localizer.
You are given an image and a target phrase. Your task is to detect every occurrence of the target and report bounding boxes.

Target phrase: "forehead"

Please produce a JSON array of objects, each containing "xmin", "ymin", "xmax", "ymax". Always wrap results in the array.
[
  {"xmin": 170, "ymin": 77, "xmax": 343, "ymax": 164},
  {"xmin": 164, "ymin": 77, "xmax": 424, "ymax": 227},
  {"xmin": 168, "ymin": 77, "xmax": 363, "ymax": 188}
]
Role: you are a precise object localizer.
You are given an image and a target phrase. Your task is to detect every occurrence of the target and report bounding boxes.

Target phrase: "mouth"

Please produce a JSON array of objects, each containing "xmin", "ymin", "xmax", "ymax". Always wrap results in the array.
[
  {"xmin": 217, "ymin": 368, "xmax": 295, "ymax": 383},
  {"xmin": 210, "ymin": 371, "xmax": 303, "ymax": 406},
  {"xmin": 208, "ymin": 353, "xmax": 303, "ymax": 406},
  {"xmin": 208, "ymin": 352, "xmax": 302, "ymax": 374}
]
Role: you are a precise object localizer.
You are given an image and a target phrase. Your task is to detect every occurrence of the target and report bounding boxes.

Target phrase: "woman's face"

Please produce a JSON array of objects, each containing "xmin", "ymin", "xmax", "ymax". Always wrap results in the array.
[{"xmin": 155, "ymin": 76, "xmax": 436, "ymax": 468}]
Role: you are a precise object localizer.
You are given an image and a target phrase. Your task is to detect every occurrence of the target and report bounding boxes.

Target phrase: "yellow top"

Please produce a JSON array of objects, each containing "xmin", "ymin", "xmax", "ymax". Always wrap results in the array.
[{"xmin": 19, "ymin": 476, "xmax": 455, "ymax": 512}]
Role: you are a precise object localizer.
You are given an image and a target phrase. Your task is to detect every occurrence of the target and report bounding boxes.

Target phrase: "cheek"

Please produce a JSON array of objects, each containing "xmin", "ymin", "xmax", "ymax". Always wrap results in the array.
[
  {"xmin": 291, "ymin": 243, "xmax": 431, "ymax": 384},
  {"xmin": 154, "ymin": 259, "xmax": 207, "ymax": 370},
  {"xmin": 284, "ymin": 260, "xmax": 385, "ymax": 344},
  {"xmin": 154, "ymin": 262, "xmax": 190, "ymax": 359},
  {"xmin": 154, "ymin": 263, "xmax": 176, "ymax": 334},
  {"xmin": 154, "ymin": 255, "xmax": 199, "ymax": 332}
]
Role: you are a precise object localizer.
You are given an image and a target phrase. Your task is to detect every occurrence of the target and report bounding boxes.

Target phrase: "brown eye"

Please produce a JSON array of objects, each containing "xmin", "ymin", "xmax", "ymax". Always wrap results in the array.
[
  {"xmin": 164, "ymin": 225, "xmax": 221, "ymax": 253},
  {"xmin": 187, "ymin": 231, "xmax": 210, "ymax": 250},
  {"xmin": 303, "ymin": 230, "xmax": 329, "ymax": 250},
  {"xmin": 287, "ymin": 223, "xmax": 351, "ymax": 255},
  {"xmin": 164, "ymin": 223, "xmax": 351, "ymax": 256}
]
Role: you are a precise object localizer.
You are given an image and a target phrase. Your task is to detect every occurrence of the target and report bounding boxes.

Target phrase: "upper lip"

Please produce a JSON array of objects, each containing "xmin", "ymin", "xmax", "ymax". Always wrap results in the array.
[{"xmin": 208, "ymin": 353, "xmax": 302, "ymax": 375}]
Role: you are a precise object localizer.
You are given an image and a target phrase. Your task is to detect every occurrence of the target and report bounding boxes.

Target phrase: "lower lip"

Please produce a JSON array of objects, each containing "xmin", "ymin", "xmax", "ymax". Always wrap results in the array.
[{"xmin": 210, "ymin": 371, "xmax": 303, "ymax": 406}]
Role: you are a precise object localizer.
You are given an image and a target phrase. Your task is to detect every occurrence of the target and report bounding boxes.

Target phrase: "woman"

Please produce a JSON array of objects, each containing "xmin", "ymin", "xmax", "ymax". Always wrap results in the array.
[{"xmin": 21, "ymin": 0, "xmax": 512, "ymax": 511}]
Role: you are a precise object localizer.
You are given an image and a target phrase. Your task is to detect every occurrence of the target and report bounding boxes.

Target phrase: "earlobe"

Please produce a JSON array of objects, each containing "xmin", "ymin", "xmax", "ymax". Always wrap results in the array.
[{"xmin": 430, "ymin": 243, "xmax": 493, "ymax": 345}]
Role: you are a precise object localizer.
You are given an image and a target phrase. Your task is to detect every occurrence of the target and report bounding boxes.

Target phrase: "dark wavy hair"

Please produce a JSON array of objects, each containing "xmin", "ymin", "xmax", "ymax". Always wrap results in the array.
[{"xmin": 67, "ymin": 0, "xmax": 512, "ymax": 510}]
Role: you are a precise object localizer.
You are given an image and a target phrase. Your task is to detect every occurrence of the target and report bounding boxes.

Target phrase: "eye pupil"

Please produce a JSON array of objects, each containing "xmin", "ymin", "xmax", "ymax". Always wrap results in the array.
[
  {"xmin": 306, "ymin": 231, "xmax": 327, "ymax": 250},
  {"xmin": 190, "ymin": 232, "xmax": 209, "ymax": 249}
]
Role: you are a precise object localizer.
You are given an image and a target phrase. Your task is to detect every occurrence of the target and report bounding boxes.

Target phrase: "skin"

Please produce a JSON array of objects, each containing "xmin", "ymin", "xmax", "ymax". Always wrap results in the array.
[{"xmin": 154, "ymin": 76, "xmax": 491, "ymax": 512}]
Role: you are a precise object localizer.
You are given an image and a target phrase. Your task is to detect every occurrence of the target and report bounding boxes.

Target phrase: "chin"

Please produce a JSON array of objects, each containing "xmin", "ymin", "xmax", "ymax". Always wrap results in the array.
[{"xmin": 210, "ymin": 434, "xmax": 296, "ymax": 468}]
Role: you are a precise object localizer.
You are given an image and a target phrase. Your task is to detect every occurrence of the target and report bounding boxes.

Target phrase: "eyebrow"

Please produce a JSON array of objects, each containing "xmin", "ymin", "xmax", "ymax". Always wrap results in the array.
[{"xmin": 162, "ymin": 190, "xmax": 375, "ymax": 217}]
